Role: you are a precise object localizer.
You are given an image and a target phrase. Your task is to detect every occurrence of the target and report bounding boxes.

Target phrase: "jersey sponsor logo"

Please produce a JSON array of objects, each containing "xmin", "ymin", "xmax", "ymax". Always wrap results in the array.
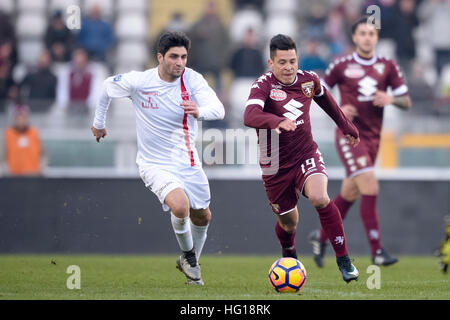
[
  {"xmin": 271, "ymin": 84, "xmax": 282, "ymax": 89},
  {"xmin": 270, "ymin": 89, "xmax": 287, "ymax": 101},
  {"xmin": 373, "ymin": 63, "xmax": 385, "ymax": 75},
  {"xmin": 282, "ymin": 99, "xmax": 303, "ymax": 120},
  {"xmin": 344, "ymin": 64, "xmax": 365, "ymax": 78},
  {"xmin": 141, "ymin": 91, "xmax": 159, "ymax": 109},
  {"xmin": 357, "ymin": 76, "xmax": 378, "ymax": 101},
  {"xmin": 301, "ymin": 81, "xmax": 315, "ymax": 98},
  {"xmin": 113, "ymin": 74, "xmax": 122, "ymax": 82}
]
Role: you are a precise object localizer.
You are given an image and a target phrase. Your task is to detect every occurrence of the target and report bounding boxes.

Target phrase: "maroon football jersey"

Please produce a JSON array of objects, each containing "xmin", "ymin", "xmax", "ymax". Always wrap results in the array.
[
  {"xmin": 323, "ymin": 52, "xmax": 408, "ymax": 149},
  {"xmin": 244, "ymin": 70, "xmax": 356, "ymax": 170}
]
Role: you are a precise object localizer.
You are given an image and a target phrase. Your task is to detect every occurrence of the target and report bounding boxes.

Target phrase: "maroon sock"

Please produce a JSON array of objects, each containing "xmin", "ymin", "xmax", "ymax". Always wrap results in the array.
[
  {"xmin": 360, "ymin": 195, "xmax": 382, "ymax": 256},
  {"xmin": 275, "ymin": 221, "xmax": 296, "ymax": 252},
  {"xmin": 317, "ymin": 201, "xmax": 348, "ymax": 257},
  {"xmin": 319, "ymin": 195, "xmax": 354, "ymax": 243}
]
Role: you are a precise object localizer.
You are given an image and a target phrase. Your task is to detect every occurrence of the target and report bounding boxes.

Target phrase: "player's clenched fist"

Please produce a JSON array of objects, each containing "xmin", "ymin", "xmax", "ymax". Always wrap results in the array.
[
  {"xmin": 345, "ymin": 134, "xmax": 360, "ymax": 147},
  {"xmin": 91, "ymin": 126, "xmax": 107, "ymax": 143},
  {"xmin": 181, "ymin": 100, "xmax": 199, "ymax": 118},
  {"xmin": 275, "ymin": 119, "xmax": 296, "ymax": 134}
]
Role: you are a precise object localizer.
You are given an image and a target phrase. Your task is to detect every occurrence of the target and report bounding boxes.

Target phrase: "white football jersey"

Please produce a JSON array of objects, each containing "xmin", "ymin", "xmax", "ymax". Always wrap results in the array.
[{"xmin": 93, "ymin": 67, "xmax": 225, "ymax": 168}]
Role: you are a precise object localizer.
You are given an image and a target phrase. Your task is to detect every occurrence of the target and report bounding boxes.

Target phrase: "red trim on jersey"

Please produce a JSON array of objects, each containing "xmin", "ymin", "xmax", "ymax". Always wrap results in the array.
[{"xmin": 180, "ymin": 70, "xmax": 195, "ymax": 167}]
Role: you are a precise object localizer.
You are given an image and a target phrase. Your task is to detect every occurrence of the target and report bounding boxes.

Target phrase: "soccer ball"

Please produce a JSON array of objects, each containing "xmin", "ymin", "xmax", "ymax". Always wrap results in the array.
[{"xmin": 268, "ymin": 257, "xmax": 307, "ymax": 293}]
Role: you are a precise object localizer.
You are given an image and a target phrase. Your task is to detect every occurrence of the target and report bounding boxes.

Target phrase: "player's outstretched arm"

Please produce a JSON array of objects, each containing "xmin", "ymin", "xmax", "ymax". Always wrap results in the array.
[
  {"xmin": 91, "ymin": 84, "xmax": 112, "ymax": 143},
  {"xmin": 243, "ymin": 104, "xmax": 284, "ymax": 130},
  {"xmin": 91, "ymin": 72, "xmax": 137, "ymax": 143},
  {"xmin": 314, "ymin": 89, "xmax": 360, "ymax": 145},
  {"xmin": 373, "ymin": 91, "xmax": 412, "ymax": 110}
]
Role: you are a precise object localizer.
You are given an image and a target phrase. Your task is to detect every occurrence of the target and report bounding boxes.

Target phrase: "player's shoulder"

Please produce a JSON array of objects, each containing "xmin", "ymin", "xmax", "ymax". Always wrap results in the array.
[
  {"xmin": 182, "ymin": 67, "xmax": 204, "ymax": 81},
  {"xmin": 376, "ymin": 55, "xmax": 402, "ymax": 70},
  {"xmin": 297, "ymin": 69, "xmax": 320, "ymax": 82},
  {"xmin": 325, "ymin": 54, "xmax": 353, "ymax": 74},
  {"xmin": 110, "ymin": 69, "xmax": 148, "ymax": 84},
  {"xmin": 250, "ymin": 71, "xmax": 274, "ymax": 90},
  {"xmin": 182, "ymin": 67, "xmax": 209, "ymax": 86}
]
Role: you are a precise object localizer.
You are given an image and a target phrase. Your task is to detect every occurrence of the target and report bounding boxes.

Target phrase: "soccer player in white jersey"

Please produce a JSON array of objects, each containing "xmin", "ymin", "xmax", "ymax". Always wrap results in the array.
[{"xmin": 91, "ymin": 32, "xmax": 225, "ymax": 285}]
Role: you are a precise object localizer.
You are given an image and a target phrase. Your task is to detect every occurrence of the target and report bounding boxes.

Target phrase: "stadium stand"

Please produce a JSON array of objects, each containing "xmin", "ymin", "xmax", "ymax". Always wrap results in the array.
[{"xmin": 0, "ymin": 0, "xmax": 448, "ymax": 178}]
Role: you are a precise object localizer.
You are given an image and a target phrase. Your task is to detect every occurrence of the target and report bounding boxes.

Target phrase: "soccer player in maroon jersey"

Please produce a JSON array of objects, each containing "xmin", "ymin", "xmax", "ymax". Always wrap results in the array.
[
  {"xmin": 308, "ymin": 18, "xmax": 412, "ymax": 267},
  {"xmin": 244, "ymin": 34, "xmax": 361, "ymax": 283}
]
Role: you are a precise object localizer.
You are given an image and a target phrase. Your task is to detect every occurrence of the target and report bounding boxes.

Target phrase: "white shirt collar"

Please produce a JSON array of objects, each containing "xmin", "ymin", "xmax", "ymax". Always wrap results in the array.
[{"xmin": 352, "ymin": 52, "xmax": 377, "ymax": 66}]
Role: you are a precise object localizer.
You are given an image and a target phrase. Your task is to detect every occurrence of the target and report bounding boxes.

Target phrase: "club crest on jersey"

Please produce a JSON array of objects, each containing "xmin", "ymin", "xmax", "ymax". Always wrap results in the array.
[
  {"xmin": 344, "ymin": 64, "xmax": 365, "ymax": 78},
  {"xmin": 301, "ymin": 81, "xmax": 314, "ymax": 98},
  {"xmin": 373, "ymin": 63, "xmax": 385, "ymax": 75},
  {"xmin": 270, "ymin": 89, "xmax": 287, "ymax": 101}
]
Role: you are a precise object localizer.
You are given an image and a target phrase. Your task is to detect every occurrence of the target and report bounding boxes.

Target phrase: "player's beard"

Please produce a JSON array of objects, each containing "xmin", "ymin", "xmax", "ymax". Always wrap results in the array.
[{"xmin": 162, "ymin": 63, "xmax": 184, "ymax": 82}]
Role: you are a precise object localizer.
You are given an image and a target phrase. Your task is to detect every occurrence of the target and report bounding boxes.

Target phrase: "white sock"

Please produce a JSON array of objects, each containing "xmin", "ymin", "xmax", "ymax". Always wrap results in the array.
[
  {"xmin": 190, "ymin": 221, "xmax": 209, "ymax": 260},
  {"xmin": 170, "ymin": 212, "xmax": 193, "ymax": 252}
]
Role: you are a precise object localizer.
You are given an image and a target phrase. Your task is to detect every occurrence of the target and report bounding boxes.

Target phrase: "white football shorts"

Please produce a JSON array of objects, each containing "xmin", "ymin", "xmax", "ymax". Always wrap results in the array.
[{"xmin": 138, "ymin": 164, "xmax": 211, "ymax": 212}]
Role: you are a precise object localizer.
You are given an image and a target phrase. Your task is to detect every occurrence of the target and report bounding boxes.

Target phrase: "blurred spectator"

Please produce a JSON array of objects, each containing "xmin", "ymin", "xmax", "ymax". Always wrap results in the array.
[
  {"xmin": 418, "ymin": 0, "xmax": 450, "ymax": 77},
  {"xmin": 407, "ymin": 61, "xmax": 436, "ymax": 114},
  {"xmin": 77, "ymin": 4, "xmax": 115, "ymax": 62},
  {"xmin": 188, "ymin": 0, "xmax": 230, "ymax": 92},
  {"xmin": 362, "ymin": 0, "xmax": 397, "ymax": 39},
  {"xmin": 324, "ymin": 7, "xmax": 350, "ymax": 57},
  {"xmin": 234, "ymin": 0, "xmax": 265, "ymax": 11},
  {"xmin": 298, "ymin": 40, "xmax": 328, "ymax": 74},
  {"xmin": 45, "ymin": 10, "xmax": 76, "ymax": 63},
  {"xmin": 392, "ymin": 0, "xmax": 419, "ymax": 76},
  {"xmin": 0, "ymin": 10, "xmax": 17, "ymax": 69},
  {"xmin": 57, "ymin": 48, "xmax": 96, "ymax": 114},
  {"xmin": 229, "ymin": 28, "xmax": 265, "ymax": 78},
  {"xmin": 153, "ymin": 12, "xmax": 189, "ymax": 58},
  {"xmin": 19, "ymin": 50, "xmax": 57, "ymax": 113},
  {"xmin": 165, "ymin": 12, "xmax": 189, "ymax": 33},
  {"xmin": 304, "ymin": 1, "xmax": 329, "ymax": 41},
  {"xmin": 0, "ymin": 44, "xmax": 15, "ymax": 113},
  {"xmin": 4, "ymin": 105, "xmax": 45, "ymax": 176}
]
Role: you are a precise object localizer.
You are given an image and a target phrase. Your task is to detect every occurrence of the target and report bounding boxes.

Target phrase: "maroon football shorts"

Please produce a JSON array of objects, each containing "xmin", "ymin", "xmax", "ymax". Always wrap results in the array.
[
  {"xmin": 262, "ymin": 148, "xmax": 328, "ymax": 215},
  {"xmin": 335, "ymin": 129, "xmax": 378, "ymax": 178}
]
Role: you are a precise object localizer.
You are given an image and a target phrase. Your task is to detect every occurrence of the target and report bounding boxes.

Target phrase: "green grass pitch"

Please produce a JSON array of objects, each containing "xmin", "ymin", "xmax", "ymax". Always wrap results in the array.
[{"xmin": 0, "ymin": 255, "xmax": 449, "ymax": 300}]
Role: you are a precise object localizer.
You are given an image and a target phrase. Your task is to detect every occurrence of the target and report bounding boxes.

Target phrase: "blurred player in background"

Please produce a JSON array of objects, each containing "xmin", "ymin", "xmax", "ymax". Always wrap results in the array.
[
  {"xmin": 91, "ymin": 32, "xmax": 225, "ymax": 285},
  {"xmin": 309, "ymin": 17, "xmax": 412, "ymax": 267},
  {"xmin": 244, "ymin": 34, "xmax": 360, "ymax": 283}
]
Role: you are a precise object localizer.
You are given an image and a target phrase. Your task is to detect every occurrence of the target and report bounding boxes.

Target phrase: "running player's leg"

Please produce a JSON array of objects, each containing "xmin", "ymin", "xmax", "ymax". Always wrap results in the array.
[
  {"xmin": 264, "ymin": 170, "xmax": 299, "ymax": 259},
  {"xmin": 318, "ymin": 178, "xmax": 359, "ymax": 243},
  {"xmin": 277, "ymin": 207, "xmax": 299, "ymax": 259},
  {"xmin": 181, "ymin": 166, "xmax": 212, "ymax": 262},
  {"xmin": 165, "ymin": 188, "xmax": 194, "ymax": 252},
  {"xmin": 189, "ymin": 207, "xmax": 211, "ymax": 260},
  {"xmin": 303, "ymin": 173, "xmax": 359, "ymax": 282},
  {"xmin": 304, "ymin": 174, "xmax": 348, "ymax": 257},
  {"xmin": 353, "ymin": 170, "xmax": 398, "ymax": 265},
  {"xmin": 165, "ymin": 188, "xmax": 203, "ymax": 282}
]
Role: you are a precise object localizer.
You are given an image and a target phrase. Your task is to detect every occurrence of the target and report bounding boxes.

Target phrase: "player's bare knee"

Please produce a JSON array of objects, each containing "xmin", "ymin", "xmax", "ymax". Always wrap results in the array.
[
  {"xmin": 190, "ymin": 208, "xmax": 211, "ymax": 226},
  {"xmin": 279, "ymin": 221, "xmax": 297, "ymax": 233},
  {"xmin": 170, "ymin": 202, "xmax": 190, "ymax": 218},
  {"xmin": 309, "ymin": 195, "xmax": 330, "ymax": 209}
]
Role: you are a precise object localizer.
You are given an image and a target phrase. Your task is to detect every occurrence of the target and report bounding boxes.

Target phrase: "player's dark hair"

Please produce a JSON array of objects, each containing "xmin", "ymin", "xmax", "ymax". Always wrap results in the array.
[
  {"xmin": 157, "ymin": 31, "xmax": 191, "ymax": 56},
  {"xmin": 351, "ymin": 16, "xmax": 379, "ymax": 34},
  {"xmin": 269, "ymin": 34, "xmax": 297, "ymax": 60}
]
